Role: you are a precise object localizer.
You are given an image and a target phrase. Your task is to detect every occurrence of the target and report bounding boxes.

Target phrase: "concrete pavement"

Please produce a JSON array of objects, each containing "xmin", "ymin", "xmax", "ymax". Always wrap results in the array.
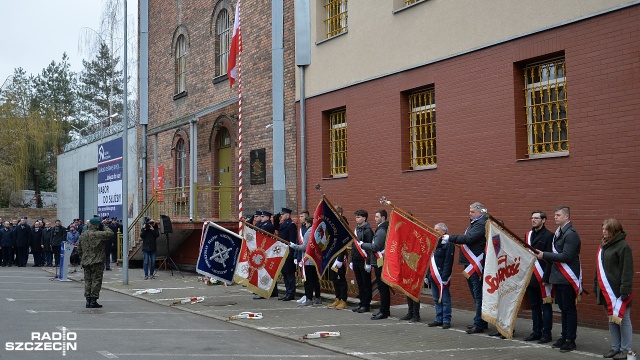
[{"xmin": 44, "ymin": 265, "xmax": 638, "ymax": 360}]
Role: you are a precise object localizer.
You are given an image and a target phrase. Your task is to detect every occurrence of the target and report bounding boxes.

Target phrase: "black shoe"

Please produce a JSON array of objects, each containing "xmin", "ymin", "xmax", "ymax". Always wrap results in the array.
[
  {"xmin": 352, "ymin": 306, "xmax": 361, "ymax": 312},
  {"xmin": 281, "ymin": 295, "xmax": 294, "ymax": 301},
  {"xmin": 89, "ymin": 298, "xmax": 103, "ymax": 308},
  {"xmin": 442, "ymin": 323, "xmax": 450, "ymax": 329},
  {"xmin": 551, "ymin": 338, "xmax": 566, "ymax": 348},
  {"xmin": 357, "ymin": 307, "xmax": 370, "ymax": 313},
  {"xmin": 524, "ymin": 333, "xmax": 541, "ymax": 341},
  {"xmin": 253, "ymin": 295, "xmax": 265, "ymax": 300},
  {"xmin": 371, "ymin": 312, "xmax": 380, "ymax": 318},
  {"xmin": 427, "ymin": 321, "xmax": 443, "ymax": 327},
  {"xmin": 559, "ymin": 339, "xmax": 576, "ymax": 352},
  {"xmin": 603, "ymin": 350, "xmax": 622, "ymax": 359},
  {"xmin": 105, "ymin": 268, "xmax": 111, "ymax": 271},
  {"xmin": 466, "ymin": 327, "xmax": 485, "ymax": 334},
  {"xmin": 85, "ymin": 297, "xmax": 91, "ymax": 308},
  {"xmin": 277, "ymin": 295, "xmax": 286, "ymax": 300},
  {"xmin": 489, "ymin": 331, "xmax": 501, "ymax": 337},
  {"xmin": 466, "ymin": 324, "xmax": 474, "ymax": 329},
  {"xmin": 538, "ymin": 335, "xmax": 552, "ymax": 344},
  {"xmin": 409, "ymin": 317, "xmax": 420, "ymax": 323},
  {"xmin": 399, "ymin": 313, "xmax": 413, "ymax": 321},
  {"xmin": 371, "ymin": 313, "xmax": 388, "ymax": 320}
]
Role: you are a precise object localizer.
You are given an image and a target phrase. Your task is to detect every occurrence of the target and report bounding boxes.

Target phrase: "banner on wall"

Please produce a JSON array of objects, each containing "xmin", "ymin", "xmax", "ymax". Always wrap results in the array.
[{"xmin": 97, "ymin": 138, "xmax": 123, "ymax": 220}]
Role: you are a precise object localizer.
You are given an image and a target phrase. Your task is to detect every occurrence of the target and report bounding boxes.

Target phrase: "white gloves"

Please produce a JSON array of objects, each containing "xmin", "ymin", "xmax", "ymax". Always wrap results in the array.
[
  {"xmin": 365, "ymin": 264, "xmax": 372, "ymax": 273},
  {"xmin": 334, "ymin": 260, "xmax": 343, "ymax": 269},
  {"xmin": 289, "ymin": 243, "xmax": 295, "ymax": 248},
  {"xmin": 424, "ymin": 277, "xmax": 428, "ymax": 285},
  {"xmin": 349, "ymin": 262, "xmax": 353, "ymax": 270},
  {"xmin": 358, "ymin": 241, "xmax": 363, "ymax": 247},
  {"xmin": 440, "ymin": 234, "xmax": 450, "ymax": 244},
  {"xmin": 293, "ymin": 259, "xmax": 298, "ymax": 265}
]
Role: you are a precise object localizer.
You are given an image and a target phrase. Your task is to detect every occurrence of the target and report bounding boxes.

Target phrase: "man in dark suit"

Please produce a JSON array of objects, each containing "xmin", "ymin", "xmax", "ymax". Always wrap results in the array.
[
  {"xmin": 13, "ymin": 217, "xmax": 32, "ymax": 267},
  {"xmin": 277, "ymin": 208, "xmax": 298, "ymax": 301},
  {"xmin": 524, "ymin": 211, "xmax": 554, "ymax": 344},
  {"xmin": 441, "ymin": 202, "xmax": 489, "ymax": 334},
  {"xmin": 536, "ymin": 205, "xmax": 582, "ymax": 353}
]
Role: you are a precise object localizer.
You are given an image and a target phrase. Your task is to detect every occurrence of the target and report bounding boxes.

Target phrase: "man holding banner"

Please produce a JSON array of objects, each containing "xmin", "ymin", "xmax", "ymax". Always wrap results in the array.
[
  {"xmin": 351, "ymin": 209, "xmax": 374, "ymax": 313},
  {"xmin": 441, "ymin": 202, "xmax": 489, "ymax": 334},
  {"xmin": 360, "ymin": 210, "xmax": 390, "ymax": 320},
  {"xmin": 524, "ymin": 211, "xmax": 554, "ymax": 343}
]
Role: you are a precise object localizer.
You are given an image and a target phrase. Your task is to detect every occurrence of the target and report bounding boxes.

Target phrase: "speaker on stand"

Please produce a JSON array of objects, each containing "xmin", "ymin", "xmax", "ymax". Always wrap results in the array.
[{"xmin": 155, "ymin": 215, "xmax": 183, "ymax": 277}]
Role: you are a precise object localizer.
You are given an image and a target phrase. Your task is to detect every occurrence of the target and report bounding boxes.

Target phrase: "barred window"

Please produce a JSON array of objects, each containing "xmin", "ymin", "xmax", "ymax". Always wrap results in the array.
[
  {"xmin": 409, "ymin": 89, "xmax": 436, "ymax": 168},
  {"xmin": 175, "ymin": 35, "xmax": 187, "ymax": 94},
  {"xmin": 216, "ymin": 10, "xmax": 230, "ymax": 77},
  {"xmin": 329, "ymin": 109, "xmax": 348, "ymax": 176},
  {"xmin": 325, "ymin": 0, "xmax": 347, "ymax": 38},
  {"xmin": 524, "ymin": 58, "xmax": 568, "ymax": 156}
]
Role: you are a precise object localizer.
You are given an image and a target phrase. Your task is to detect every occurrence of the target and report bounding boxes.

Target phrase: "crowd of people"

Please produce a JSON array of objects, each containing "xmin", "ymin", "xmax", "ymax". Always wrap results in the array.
[
  {"xmin": 247, "ymin": 203, "xmax": 634, "ymax": 358},
  {"xmin": 0, "ymin": 215, "xmax": 121, "ymax": 269}
]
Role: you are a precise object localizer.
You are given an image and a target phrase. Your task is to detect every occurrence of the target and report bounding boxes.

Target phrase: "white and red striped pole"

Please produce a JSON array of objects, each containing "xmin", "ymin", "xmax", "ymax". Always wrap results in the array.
[{"xmin": 232, "ymin": 0, "xmax": 244, "ymax": 235}]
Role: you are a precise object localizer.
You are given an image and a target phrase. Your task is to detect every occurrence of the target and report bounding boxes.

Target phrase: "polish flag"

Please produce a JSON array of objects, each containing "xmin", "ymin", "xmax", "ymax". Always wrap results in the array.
[{"xmin": 227, "ymin": 0, "xmax": 241, "ymax": 88}]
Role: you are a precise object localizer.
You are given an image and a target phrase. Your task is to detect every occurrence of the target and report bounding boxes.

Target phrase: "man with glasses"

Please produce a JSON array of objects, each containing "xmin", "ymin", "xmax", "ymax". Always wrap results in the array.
[{"xmin": 524, "ymin": 211, "xmax": 554, "ymax": 344}]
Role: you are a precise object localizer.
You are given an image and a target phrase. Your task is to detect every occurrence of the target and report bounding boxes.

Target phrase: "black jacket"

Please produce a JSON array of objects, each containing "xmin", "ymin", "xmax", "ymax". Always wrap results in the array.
[
  {"xmin": 526, "ymin": 225, "xmax": 553, "ymax": 288},
  {"xmin": 13, "ymin": 224, "xmax": 32, "ymax": 248},
  {"xmin": 0, "ymin": 227, "xmax": 13, "ymax": 247},
  {"xmin": 353, "ymin": 222, "xmax": 374, "ymax": 264},
  {"xmin": 361, "ymin": 221, "xmax": 389, "ymax": 267},
  {"xmin": 42, "ymin": 227, "xmax": 54, "ymax": 252},
  {"xmin": 449, "ymin": 215, "xmax": 487, "ymax": 267},
  {"xmin": 51, "ymin": 225, "xmax": 66, "ymax": 247},
  {"xmin": 542, "ymin": 222, "xmax": 581, "ymax": 285},
  {"xmin": 140, "ymin": 226, "xmax": 160, "ymax": 252},
  {"xmin": 278, "ymin": 218, "xmax": 297, "ymax": 273},
  {"xmin": 427, "ymin": 240, "xmax": 456, "ymax": 282}
]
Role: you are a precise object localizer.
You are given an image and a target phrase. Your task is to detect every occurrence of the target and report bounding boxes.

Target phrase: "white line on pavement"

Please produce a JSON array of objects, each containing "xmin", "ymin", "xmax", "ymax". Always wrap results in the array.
[
  {"xmin": 75, "ymin": 328, "xmax": 248, "ymax": 332},
  {"xmin": 350, "ymin": 344, "xmax": 602, "ymax": 358},
  {"xmin": 98, "ymin": 350, "xmax": 119, "ymax": 358},
  {"xmin": 107, "ymin": 353, "xmax": 345, "ymax": 358},
  {"xmin": 6, "ymin": 298, "xmax": 15, "ymax": 301}
]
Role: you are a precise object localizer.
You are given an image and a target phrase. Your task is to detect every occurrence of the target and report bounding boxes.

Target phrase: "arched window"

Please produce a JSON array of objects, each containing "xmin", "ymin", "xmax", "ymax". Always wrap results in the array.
[
  {"xmin": 175, "ymin": 35, "xmax": 187, "ymax": 94},
  {"xmin": 216, "ymin": 9, "xmax": 231, "ymax": 77},
  {"xmin": 218, "ymin": 127, "xmax": 231, "ymax": 148},
  {"xmin": 176, "ymin": 139, "xmax": 187, "ymax": 190}
]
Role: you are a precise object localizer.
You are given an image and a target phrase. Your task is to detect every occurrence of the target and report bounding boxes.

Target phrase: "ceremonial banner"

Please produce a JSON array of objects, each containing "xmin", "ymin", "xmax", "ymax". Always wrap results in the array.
[
  {"xmin": 482, "ymin": 218, "xmax": 536, "ymax": 338},
  {"xmin": 305, "ymin": 196, "xmax": 354, "ymax": 278},
  {"xmin": 196, "ymin": 221, "xmax": 242, "ymax": 284},
  {"xmin": 234, "ymin": 222, "xmax": 289, "ymax": 298},
  {"xmin": 381, "ymin": 210, "xmax": 439, "ymax": 301}
]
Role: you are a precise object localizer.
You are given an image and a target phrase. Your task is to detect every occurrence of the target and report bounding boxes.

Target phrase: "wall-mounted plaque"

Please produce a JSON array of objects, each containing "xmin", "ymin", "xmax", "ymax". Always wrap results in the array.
[{"xmin": 250, "ymin": 148, "xmax": 266, "ymax": 185}]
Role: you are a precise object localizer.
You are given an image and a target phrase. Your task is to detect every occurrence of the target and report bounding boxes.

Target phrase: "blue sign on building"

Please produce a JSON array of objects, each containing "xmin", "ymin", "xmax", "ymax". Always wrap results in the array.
[{"xmin": 97, "ymin": 138, "xmax": 123, "ymax": 220}]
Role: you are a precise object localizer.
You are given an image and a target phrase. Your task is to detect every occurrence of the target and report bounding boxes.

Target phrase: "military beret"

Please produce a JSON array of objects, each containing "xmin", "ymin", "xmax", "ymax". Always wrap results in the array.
[{"xmin": 89, "ymin": 217, "xmax": 101, "ymax": 225}]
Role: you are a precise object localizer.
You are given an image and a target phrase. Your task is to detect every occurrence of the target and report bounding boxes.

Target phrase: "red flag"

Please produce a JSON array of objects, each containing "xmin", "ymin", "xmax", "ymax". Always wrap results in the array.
[
  {"xmin": 227, "ymin": 0, "xmax": 241, "ymax": 88},
  {"xmin": 381, "ymin": 210, "xmax": 439, "ymax": 301},
  {"xmin": 234, "ymin": 222, "xmax": 289, "ymax": 298}
]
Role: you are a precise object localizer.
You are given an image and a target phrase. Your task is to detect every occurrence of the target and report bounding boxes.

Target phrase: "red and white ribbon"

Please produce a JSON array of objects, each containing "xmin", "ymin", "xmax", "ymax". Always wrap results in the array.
[
  {"xmin": 552, "ymin": 241, "xmax": 583, "ymax": 296},
  {"xmin": 461, "ymin": 244, "xmax": 483, "ymax": 279},
  {"xmin": 596, "ymin": 247, "xmax": 633, "ymax": 324},
  {"xmin": 526, "ymin": 231, "xmax": 554, "ymax": 303},
  {"xmin": 429, "ymin": 255, "xmax": 450, "ymax": 303}
]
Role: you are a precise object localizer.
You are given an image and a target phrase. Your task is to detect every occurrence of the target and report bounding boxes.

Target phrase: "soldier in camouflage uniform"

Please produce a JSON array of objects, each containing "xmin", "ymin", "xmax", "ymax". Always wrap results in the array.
[{"xmin": 78, "ymin": 217, "xmax": 114, "ymax": 308}]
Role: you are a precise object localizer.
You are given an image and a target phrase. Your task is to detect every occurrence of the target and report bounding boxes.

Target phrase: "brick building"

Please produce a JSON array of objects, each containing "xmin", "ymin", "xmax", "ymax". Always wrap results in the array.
[
  {"xmin": 142, "ymin": 0, "xmax": 298, "ymax": 265},
  {"xmin": 299, "ymin": 1, "xmax": 640, "ymax": 330}
]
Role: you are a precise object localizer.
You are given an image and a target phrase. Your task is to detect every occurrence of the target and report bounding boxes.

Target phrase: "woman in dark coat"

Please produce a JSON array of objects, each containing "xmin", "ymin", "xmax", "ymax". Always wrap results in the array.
[{"xmin": 593, "ymin": 218, "xmax": 634, "ymax": 359}]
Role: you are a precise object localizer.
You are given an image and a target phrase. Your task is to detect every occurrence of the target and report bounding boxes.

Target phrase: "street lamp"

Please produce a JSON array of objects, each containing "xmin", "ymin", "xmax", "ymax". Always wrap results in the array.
[{"xmin": 33, "ymin": 169, "xmax": 42, "ymax": 208}]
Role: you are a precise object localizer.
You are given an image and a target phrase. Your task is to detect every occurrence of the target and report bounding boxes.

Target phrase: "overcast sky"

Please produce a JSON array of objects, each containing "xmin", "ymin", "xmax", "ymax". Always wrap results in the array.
[{"xmin": 0, "ymin": 0, "xmax": 136, "ymax": 86}]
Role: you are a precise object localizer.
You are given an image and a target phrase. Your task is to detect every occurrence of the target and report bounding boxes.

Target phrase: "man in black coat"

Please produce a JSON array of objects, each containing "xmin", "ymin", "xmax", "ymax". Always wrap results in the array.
[
  {"xmin": 13, "ymin": 217, "xmax": 32, "ymax": 267},
  {"xmin": 102, "ymin": 217, "xmax": 113, "ymax": 270},
  {"xmin": 360, "ymin": 210, "xmax": 390, "ymax": 320},
  {"xmin": 31, "ymin": 221, "xmax": 44, "ymax": 266},
  {"xmin": 524, "ymin": 211, "xmax": 554, "ymax": 344},
  {"xmin": 536, "ymin": 205, "xmax": 582, "ymax": 353},
  {"xmin": 441, "ymin": 202, "xmax": 489, "ymax": 334},
  {"xmin": 277, "ymin": 208, "xmax": 298, "ymax": 301},
  {"xmin": 0, "ymin": 221, "xmax": 14, "ymax": 266},
  {"xmin": 51, "ymin": 220, "xmax": 66, "ymax": 266},
  {"xmin": 42, "ymin": 221, "xmax": 54, "ymax": 266}
]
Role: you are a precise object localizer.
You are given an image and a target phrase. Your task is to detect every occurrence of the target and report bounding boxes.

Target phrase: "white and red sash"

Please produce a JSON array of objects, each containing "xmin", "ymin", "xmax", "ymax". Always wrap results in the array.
[
  {"xmin": 353, "ymin": 227, "xmax": 367, "ymax": 259},
  {"xmin": 596, "ymin": 247, "xmax": 633, "ymax": 324},
  {"xmin": 526, "ymin": 231, "xmax": 554, "ymax": 303},
  {"xmin": 460, "ymin": 244, "xmax": 484, "ymax": 279},
  {"xmin": 551, "ymin": 240, "xmax": 583, "ymax": 297},
  {"xmin": 429, "ymin": 255, "xmax": 450, "ymax": 302},
  {"xmin": 298, "ymin": 228, "xmax": 304, "ymax": 245}
]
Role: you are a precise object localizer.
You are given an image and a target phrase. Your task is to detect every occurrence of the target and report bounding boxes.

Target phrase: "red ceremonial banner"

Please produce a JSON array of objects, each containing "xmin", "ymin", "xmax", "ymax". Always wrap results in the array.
[{"xmin": 381, "ymin": 210, "xmax": 439, "ymax": 301}]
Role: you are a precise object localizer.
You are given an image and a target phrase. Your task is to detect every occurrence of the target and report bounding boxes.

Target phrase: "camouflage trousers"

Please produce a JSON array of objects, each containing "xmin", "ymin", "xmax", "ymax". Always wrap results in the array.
[{"xmin": 83, "ymin": 263, "xmax": 104, "ymax": 298}]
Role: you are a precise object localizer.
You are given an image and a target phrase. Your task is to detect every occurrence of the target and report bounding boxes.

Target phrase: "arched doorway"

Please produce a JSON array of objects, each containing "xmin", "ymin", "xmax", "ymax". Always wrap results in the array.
[{"xmin": 217, "ymin": 127, "xmax": 232, "ymax": 219}]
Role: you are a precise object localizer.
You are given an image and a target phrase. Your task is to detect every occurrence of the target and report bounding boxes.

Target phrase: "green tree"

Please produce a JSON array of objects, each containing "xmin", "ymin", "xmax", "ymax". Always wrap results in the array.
[{"xmin": 78, "ymin": 42, "xmax": 124, "ymax": 123}]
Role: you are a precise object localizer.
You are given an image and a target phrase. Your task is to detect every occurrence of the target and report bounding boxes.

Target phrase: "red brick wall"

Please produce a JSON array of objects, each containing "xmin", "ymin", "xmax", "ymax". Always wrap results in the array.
[
  {"xmin": 143, "ymin": 0, "xmax": 298, "ymax": 219},
  {"xmin": 299, "ymin": 6, "xmax": 640, "ymax": 330}
]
